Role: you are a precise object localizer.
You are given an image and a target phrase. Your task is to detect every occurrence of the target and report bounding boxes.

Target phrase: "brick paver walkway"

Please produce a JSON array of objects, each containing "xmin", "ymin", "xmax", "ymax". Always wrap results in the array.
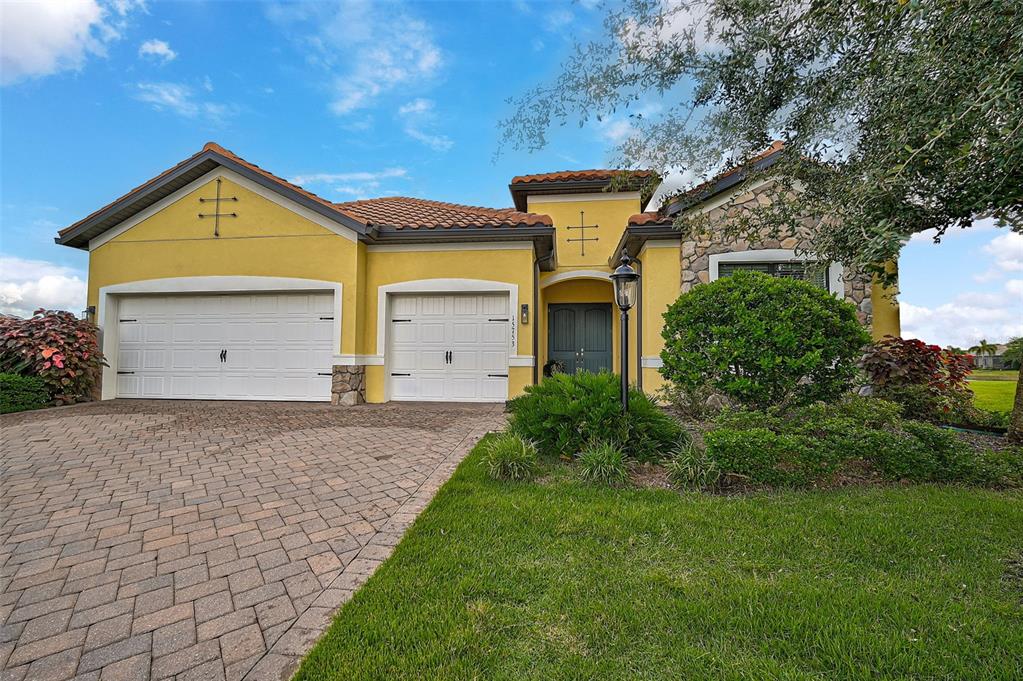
[{"xmin": 0, "ymin": 400, "xmax": 504, "ymax": 681}]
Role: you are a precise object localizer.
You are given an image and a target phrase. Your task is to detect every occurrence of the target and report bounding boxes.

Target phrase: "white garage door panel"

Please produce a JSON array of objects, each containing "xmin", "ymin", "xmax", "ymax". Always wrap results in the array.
[
  {"xmin": 387, "ymin": 293, "xmax": 509, "ymax": 403},
  {"xmin": 116, "ymin": 292, "xmax": 334, "ymax": 401}
]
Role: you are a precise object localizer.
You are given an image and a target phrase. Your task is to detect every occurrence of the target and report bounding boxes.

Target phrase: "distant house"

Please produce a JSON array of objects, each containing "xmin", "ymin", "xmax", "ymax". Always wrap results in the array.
[{"xmin": 974, "ymin": 345, "xmax": 1008, "ymax": 370}]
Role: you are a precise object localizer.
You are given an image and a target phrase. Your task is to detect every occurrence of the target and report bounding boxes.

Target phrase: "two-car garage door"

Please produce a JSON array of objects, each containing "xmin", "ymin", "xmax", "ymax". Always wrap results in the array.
[
  {"xmin": 115, "ymin": 292, "xmax": 334, "ymax": 401},
  {"xmin": 111, "ymin": 290, "xmax": 512, "ymax": 403}
]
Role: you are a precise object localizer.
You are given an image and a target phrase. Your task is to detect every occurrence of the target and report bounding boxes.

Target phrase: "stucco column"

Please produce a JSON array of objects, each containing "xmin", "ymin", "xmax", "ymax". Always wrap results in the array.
[{"xmin": 870, "ymin": 261, "xmax": 901, "ymax": 339}]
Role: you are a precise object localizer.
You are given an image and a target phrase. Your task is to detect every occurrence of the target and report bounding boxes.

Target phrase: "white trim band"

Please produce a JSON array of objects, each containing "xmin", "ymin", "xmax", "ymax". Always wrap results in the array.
[{"xmin": 539, "ymin": 269, "xmax": 611, "ymax": 288}]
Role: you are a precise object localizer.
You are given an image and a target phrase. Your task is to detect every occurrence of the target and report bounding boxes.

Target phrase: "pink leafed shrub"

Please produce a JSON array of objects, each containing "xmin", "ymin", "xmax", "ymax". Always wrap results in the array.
[{"xmin": 0, "ymin": 309, "xmax": 105, "ymax": 405}]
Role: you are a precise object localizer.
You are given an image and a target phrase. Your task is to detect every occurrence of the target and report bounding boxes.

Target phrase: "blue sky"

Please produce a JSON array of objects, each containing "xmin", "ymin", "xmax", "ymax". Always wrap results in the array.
[{"xmin": 1, "ymin": 0, "xmax": 1020, "ymax": 347}]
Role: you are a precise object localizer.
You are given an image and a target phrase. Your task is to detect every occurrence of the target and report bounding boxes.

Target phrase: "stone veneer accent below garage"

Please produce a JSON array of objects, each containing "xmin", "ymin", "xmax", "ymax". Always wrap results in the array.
[
  {"xmin": 331, "ymin": 365, "xmax": 366, "ymax": 406},
  {"xmin": 679, "ymin": 181, "xmax": 873, "ymax": 327}
]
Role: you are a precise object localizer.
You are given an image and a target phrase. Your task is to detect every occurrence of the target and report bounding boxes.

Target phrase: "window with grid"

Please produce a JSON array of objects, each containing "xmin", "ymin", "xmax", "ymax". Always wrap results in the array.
[{"xmin": 717, "ymin": 261, "xmax": 830, "ymax": 292}]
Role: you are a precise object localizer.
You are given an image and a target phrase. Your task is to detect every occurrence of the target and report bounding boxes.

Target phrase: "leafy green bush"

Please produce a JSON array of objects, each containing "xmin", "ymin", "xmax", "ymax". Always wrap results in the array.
[
  {"xmin": 0, "ymin": 373, "xmax": 50, "ymax": 414},
  {"xmin": 480, "ymin": 433, "xmax": 540, "ymax": 481},
  {"xmin": 508, "ymin": 371, "xmax": 682, "ymax": 461},
  {"xmin": 577, "ymin": 441, "xmax": 629, "ymax": 486},
  {"xmin": 660, "ymin": 270, "xmax": 869, "ymax": 409},
  {"xmin": 665, "ymin": 440, "xmax": 720, "ymax": 490}
]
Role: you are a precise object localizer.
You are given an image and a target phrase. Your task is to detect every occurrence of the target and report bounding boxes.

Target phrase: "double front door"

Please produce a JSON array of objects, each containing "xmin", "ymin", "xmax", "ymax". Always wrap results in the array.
[{"xmin": 548, "ymin": 303, "xmax": 612, "ymax": 374}]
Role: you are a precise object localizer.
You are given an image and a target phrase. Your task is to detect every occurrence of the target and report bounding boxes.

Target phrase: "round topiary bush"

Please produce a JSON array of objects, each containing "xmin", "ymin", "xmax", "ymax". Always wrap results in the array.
[{"xmin": 659, "ymin": 270, "xmax": 870, "ymax": 409}]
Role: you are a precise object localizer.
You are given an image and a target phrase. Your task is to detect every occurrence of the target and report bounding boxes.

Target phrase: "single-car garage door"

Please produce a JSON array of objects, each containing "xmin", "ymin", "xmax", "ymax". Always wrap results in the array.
[
  {"xmin": 115, "ymin": 292, "xmax": 334, "ymax": 401},
  {"xmin": 388, "ymin": 293, "xmax": 509, "ymax": 402}
]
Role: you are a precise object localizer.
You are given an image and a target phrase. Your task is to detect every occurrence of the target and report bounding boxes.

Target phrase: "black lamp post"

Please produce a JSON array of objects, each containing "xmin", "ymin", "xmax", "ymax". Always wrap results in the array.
[{"xmin": 610, "ymin": 252, "xmax": 640, "ymax": 413}]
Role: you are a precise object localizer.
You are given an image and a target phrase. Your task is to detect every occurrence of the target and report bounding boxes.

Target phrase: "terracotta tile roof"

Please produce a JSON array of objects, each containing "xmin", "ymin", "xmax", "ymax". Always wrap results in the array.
[
  {"xmin": 333, "ymin": 196, "xmax": 552, "ymax": 229},
  {"xmin": 627, "ymin": 211, "xmax": 671, "ymax": 227},
  {"xmin": 58, "ymin": 142, "xmax": 358, "ymax": 237},
  {"xmin": 199, "ymin": 142, "xmax": 361, "ymax": 221},
  {"xmin": 627, "ymin": 141, "xmax": 786, "ymax": 226},
  {"xmin": 678, "ymin": 141, "xmax": 784, "ymax": 201},
  {"xmin": 510, "ymin": 169, "xmax": 655, "ymax": 185}
]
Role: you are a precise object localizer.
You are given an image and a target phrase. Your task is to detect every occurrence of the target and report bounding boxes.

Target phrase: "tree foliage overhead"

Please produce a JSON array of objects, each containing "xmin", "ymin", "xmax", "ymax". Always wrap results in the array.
[{"xmin": 500, "ymin": 0, "xmax": 1023, "ymax": 278}]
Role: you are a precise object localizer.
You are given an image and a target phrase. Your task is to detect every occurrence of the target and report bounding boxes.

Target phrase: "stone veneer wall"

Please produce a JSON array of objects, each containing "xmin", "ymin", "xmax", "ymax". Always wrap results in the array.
[
  {"xmin": 679, "ymin": 181, "xmax": 873, "ymax": 327},
  {"xmin": 331, "ymin": 365, "xmax": 365, "ymax": 406}
]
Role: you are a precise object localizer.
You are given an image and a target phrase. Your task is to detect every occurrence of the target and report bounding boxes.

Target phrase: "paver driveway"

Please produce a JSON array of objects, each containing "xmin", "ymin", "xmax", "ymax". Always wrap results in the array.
[{"xmin": 0, "ymin": 400, "xmax": 504, "ymax": 681}]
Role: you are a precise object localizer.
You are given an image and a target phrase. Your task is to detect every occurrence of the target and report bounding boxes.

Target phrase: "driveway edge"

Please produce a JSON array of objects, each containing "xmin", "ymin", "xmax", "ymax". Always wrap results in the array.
[{"xmin": 240, "ymin": 415, "xmax": 502, "ymax": 681}]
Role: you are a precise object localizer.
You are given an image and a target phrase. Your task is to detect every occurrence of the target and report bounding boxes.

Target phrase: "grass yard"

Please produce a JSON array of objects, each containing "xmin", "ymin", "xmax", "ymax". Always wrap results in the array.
[
  {"xmin": 970, "ymin": 379, "xmax": 1018, "ymax": 413},
  {"xmin": 971, "ymin": 369, "xmax": 1020, "ymax": 381},
  {"xmin": 296, "ymin": 440, "xmax": 1023, "ymax": 680}
]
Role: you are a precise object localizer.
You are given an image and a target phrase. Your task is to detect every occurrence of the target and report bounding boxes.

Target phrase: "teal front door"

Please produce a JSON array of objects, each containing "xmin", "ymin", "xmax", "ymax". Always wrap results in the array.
[{"xmin": 548, "ymin": 303, "xmax": 613, "ymax": 374}]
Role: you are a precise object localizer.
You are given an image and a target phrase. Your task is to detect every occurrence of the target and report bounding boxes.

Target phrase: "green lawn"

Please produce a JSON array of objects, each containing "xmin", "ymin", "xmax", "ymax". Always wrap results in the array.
[
  {"xmin": 971, "ymin": 369, "xmax": 1020, "ymax": 381},
  {"xmin": 970, "ymin": 379, "xmax": 1017, "ymax": 413},
  {"xmin": 296, "ymin": 442, "xmax": 1023, "ymax": 680}
]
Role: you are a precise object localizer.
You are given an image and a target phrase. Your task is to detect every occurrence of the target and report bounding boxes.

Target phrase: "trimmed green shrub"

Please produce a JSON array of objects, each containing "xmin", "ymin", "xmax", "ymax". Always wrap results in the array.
[
  {"xmin": 577, "ymin": 441, "xmax": 629, "ymax": 486},
  {"xmin": 704, "ymin": 427, "xmax": 816, "ymax": 486},
  {"xmin": 507, "ymin": 371, "xmax": 682, "ymax": 461},
  {"xmin": 660, "ymin": 270, "xmax": 869, "ymax": 409},
  {"xmin": 871, "ymin": 421, "xmax": 973, "ymax": 480},
  {"xmin": 480, "ymin": 433, "xmax": 540, "ymax": 481},
  {"xmin": 0, "ymin": 373, "xmax": 50, "ymax": 414},
  {"xmin": 665, "ymin": 440, "xmax": 720, "ymax": 490}
]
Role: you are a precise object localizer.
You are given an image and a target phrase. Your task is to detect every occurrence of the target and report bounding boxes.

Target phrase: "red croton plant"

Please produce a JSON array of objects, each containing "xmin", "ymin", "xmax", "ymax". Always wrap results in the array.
[
  {"xmin": 0, "ymin": 309, "xmax": 105, "ymax": 405},
  {"xmin": 860, "ymin": 336, "xmax": 973, "ymax": 390},
  {"xmin": 859, "ymin": 335, "xmax": 973, "ymax": 416}
]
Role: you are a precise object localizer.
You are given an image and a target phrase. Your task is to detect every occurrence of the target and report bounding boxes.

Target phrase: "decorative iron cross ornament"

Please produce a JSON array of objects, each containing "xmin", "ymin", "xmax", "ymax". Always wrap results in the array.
[
  {"xmin": 198, "ymin": 177, "xmax": 238, "ymax": 237},
  {"xmin": 566, "ymin": 210, "xmax": 599, "ymax": 256}
]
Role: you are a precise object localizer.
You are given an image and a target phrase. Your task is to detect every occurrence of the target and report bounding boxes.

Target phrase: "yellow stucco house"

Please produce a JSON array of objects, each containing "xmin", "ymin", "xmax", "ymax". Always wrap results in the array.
[{"xmin": 57, "ymin": 142, "xmax": 900, "ymax": 405}]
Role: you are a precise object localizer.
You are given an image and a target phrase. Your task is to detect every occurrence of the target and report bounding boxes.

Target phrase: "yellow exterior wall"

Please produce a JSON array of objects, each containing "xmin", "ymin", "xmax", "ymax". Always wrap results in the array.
[
  {"xmin": 870, "ymin": 261, "xmax": 901, "ymax": 339},
  {"xmin": 530, "ymin": 193, "xmax": 647, "ymax": 390},
  {"xmin": 638, "ymin": 242, "xmax": 681, "ymax": 396},
  {"xmin": 87, "ymin": 175, "xmax": 361, "ymax": 354},
  {"xmin": 527, "ymin": 195, "xmax": 640, "ymax": 271},
  {"xmin": 361, "ymin": 247, "xmax": 536, "ymax": 402}
]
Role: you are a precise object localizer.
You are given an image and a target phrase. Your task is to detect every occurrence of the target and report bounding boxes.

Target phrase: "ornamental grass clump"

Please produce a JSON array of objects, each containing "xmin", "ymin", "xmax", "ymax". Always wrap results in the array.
[
  {"xmin": 665, "ymin": 439, "xmax": 720, "ymax": 491},
  {"xmin": 480, "ymin": 433, "xmax": 540, "ymax": 482},
  {"xmin": 577, "ymin": 441, "xmax": 629, "ymax": 486}
]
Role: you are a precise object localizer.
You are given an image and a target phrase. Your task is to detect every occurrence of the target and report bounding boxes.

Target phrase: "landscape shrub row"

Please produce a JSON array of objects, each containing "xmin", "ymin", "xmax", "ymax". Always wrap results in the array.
[{"xmin": 696, "ymin": 397, "xmax": 1022, "ymax": 488}]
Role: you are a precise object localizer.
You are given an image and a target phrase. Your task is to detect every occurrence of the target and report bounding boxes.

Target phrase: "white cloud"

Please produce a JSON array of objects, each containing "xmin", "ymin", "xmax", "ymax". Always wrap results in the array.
[
  {"xmin": 543, "ymin": 8, "xmax": 574, "ymax": 32},
  {"xmin": 982, "ymin": 231, "xmax": 1023, "ymax": 272},
  {"xmin": 909, "ymin": 217, "xmax": 1001, "ymax": 243},
  {"xmin": 134, "ymin": 81, "xmax": 232, "ymax": 122},
  {"xmin": 597, "ymin": 118, "xmax": 637, "ymax": 144},
  {"xmin": 288, "ymin": 167, "xmax": 409, "ymax": 199},
  {"xmin": 0, "ymin": 0, "xmax": 145, "ymax": 85},
  {"xmin": 138, "ymin": 38, "xmax": 175, "ymax": 63},
  {"xmin": 900, "ymin": 277, "xmax": 1023, "ymax": 347},
  {"xmin": 267, "ymin": 0, "xmax": 443, "ymax": 116},
  {"xmin": 397, "ymin": 98, "xmax": 453, "ymax": 151},
  {"xmin": 0, "ymin": 256, "xmax": 87, "ymax": 318}
]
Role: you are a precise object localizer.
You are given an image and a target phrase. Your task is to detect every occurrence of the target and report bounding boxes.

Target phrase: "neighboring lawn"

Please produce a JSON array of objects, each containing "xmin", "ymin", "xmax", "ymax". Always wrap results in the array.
[
  {"xmin": 296, "ymin": 441, "xmax": 1023, "ymax": 680},
  {"xmin": 970, "ymin": 379, "xmax": 1018, "ymax": 414},
  {"xmin": 971, "ymin": 369, "xmax": 1020, "ymax": 381}
]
